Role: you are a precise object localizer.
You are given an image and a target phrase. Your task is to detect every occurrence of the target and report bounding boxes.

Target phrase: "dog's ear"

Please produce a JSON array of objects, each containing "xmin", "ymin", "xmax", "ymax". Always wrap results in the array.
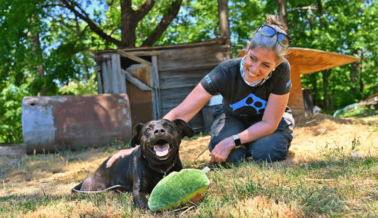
[
  {"xmin": 173, "ymin": 119, "xmax": 195, "ymax": 139},
  {"xmin": 130, "ymin": 123, "xmax": 144, "ymax": 147}
]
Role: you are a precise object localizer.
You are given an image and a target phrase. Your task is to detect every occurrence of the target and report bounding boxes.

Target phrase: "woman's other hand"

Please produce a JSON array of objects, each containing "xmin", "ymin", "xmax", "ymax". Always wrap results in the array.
[
  {"xmin": 106, "ymin": 147, "xmax": 137, "ymax": 168},
  {"xmin": 209, "ymin": 137, "xmax": 235, "ymax": 163}
]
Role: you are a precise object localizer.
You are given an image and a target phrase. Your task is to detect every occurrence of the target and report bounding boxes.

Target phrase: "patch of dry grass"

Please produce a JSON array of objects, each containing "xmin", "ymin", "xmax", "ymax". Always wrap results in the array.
[{"xmin": 1, "ymin": 114, "xmax": 377, "ymax": 217}]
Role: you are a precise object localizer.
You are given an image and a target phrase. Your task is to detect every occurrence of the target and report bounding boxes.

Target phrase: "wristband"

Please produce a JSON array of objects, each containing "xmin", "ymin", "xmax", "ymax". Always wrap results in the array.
[{"xmin": 232, "ymin": 135, "xmax": 241, "ymax": 146}]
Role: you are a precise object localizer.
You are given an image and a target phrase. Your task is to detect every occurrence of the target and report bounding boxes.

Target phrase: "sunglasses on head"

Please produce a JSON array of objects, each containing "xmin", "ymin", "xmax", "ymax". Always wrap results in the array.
[{"xmin": 256, "ymin": 24, "xmax": 292, "ymax": 47}]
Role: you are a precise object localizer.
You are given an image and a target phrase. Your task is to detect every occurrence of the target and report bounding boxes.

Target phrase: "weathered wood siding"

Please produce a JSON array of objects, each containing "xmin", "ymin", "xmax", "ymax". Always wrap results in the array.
[
  {"xmin": 158, "ymin": 44, "xmax": 231, "ymax": 131},
  {"xmin": 95, "ymin": 39, "xmax": 231, "ymax": 132},
  {"xmin": 100, "ymin": 54, "xmax": 126, "ymax": 94},
  {"xmin": 126, "ymin": 64, "xmax": 154, "ymax": 127}
]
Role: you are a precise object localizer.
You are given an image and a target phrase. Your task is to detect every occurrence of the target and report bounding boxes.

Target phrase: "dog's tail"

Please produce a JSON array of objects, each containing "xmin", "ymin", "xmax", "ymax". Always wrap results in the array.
[{"xmin": 71, "ymin": 184, "xmax": 125, "ymax": 194}]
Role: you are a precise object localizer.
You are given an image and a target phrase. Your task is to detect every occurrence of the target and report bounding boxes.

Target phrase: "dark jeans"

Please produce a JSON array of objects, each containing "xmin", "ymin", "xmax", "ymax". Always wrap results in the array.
[{"xmin": 209, "ymin": 106, "xmax": 294, "ymax": 163}]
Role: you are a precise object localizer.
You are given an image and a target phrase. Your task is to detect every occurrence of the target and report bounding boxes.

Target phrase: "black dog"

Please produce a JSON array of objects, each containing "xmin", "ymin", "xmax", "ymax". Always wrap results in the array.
[{"xmin": 71, "ymin": 119, "xmax": 195, "ymax": 208}]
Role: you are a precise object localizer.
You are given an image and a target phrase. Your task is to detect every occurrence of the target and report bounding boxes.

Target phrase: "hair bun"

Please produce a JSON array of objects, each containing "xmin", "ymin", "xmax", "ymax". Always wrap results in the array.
[{"xmin": 265, "ymin": 14, "xmax": 288, "ymax": 33}]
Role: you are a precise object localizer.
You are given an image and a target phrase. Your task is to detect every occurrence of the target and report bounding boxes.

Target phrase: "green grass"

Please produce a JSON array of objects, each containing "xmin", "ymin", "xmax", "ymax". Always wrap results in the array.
[
  {"xmin": 1, "ymin": 120, "xmax": 377, "ymax": 217},
  {"xmin": 1, "ymin": 148, "xmax": 377, "ymax": 217}
]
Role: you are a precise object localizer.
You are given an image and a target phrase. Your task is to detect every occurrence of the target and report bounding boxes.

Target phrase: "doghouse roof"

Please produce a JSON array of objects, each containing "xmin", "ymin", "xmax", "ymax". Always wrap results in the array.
[
  {"xmin": 90, "ymin": 37, "xmax": 230, "ymax": 57},
  {"xmin": 236, "ymin": 47, "xmax": 359, "ymax": 74}
]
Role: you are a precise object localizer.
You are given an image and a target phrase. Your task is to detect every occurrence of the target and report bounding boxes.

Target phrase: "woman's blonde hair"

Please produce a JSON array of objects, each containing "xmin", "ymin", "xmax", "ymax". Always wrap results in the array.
[{"xmin": 248, "ymin": 15, "xmax": 290, "ymax": 62}]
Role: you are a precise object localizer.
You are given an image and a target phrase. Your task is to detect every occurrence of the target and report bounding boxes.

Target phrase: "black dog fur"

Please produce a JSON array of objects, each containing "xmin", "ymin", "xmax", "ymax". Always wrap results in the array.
[{"xmin": 71, "ymin": 119, "xmax": 195, "ymax": 208}]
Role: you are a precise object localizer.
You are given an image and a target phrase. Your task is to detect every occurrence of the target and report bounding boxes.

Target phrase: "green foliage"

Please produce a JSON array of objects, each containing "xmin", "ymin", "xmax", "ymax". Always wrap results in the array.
[
  {"xmin": 289, "ymin": 0, "xmax": 378, "ymax": 112},
  {"xmin": 0, "ymin": 82, "xmax": 29, "ymax": 143},
  {"xmin": 59, "ymin": 74, "xmax": 98, "ymax": 95},
  {"xmin": 1, "ymin": 0, "xmax": 378, "ymax": 142}
]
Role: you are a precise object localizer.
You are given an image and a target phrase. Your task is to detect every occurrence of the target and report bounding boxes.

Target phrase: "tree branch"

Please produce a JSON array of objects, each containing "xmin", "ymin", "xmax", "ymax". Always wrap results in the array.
[
  {"xmin": 288, "ymin": 6, "xmax": 318, "ymax": 13},
  {"xmin": 141, "ymin": 0, "xmax": 182, "ymax": 47},
  {"xmin": 109, "ymin": 26, "xmax": 121, "ymax": 36},
  {"xmin": 135, "ymin": 0, "xmax": 155, "ymax": 22},
  {"xmin": 41, "ymin": 4, "xmax": 65, "ymax": 8},
  {"xmin": 60, "ymin": 0, "xmax": 121, "ymax": 47}
]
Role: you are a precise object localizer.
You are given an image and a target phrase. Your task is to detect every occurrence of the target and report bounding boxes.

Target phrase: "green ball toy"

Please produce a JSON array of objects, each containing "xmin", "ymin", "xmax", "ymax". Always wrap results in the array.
[{"xmin": 148, "ymin": 168, "xmax": 210, "ymax": 211}]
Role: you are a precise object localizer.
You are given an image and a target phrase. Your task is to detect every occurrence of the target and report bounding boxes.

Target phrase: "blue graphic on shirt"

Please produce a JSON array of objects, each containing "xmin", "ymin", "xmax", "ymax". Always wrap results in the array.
[
  {"xmin": 205, "ymin": 75, "xmax": 212, "ymax": 84},
  {"xmin": 229, "ymin": 93, "xmax": 267, "ymax": 114},
  {"xmin": 286, "ymin": 80, "xmax": 291, "ymax": 88}
]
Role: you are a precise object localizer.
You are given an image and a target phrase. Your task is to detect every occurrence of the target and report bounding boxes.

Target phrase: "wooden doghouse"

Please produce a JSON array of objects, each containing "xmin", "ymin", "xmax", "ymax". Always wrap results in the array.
[
  {"xmin": 93, "ymin": 38, "xmax": 231, "ymax": 132},
  {"xmin": 237, "ymin": 48, "xmax": 359, "ymax": 117}
]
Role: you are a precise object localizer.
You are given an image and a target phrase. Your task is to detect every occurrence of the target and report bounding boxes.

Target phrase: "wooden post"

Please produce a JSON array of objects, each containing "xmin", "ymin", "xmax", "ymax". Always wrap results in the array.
[
  {"xmin": 288, "ymin": 67, "xmax": 305, "ymax": 117},
  {"xmin": 151, "ymin": 56, "xmax": 162, "ymax": 119},
  {"xmin": 101, "ymin": 55, "xmax": 111, "ymax": 94},
  {"xmin": 111, "ymin": 54, "xmax": 120, "ymax": 94}
]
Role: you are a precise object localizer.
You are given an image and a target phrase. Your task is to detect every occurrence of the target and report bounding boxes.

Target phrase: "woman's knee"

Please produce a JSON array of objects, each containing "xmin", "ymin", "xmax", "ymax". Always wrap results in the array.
[
  {"xmin": 247, "ymin": 132, "xmax": 291, "ymax": 162},
  {"xmin": 226, "ymin": 146, "xmax": 247, "ymax": 164}
]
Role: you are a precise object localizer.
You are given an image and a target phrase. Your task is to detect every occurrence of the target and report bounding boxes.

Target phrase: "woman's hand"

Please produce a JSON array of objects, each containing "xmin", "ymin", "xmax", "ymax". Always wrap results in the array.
[
  {"xmin": 106, "ymin": 147, "xmax": 137, "ymax": 168},
  {"xmin": 209, "ymin": 137, "xmax": 235, "ymax": 163}
]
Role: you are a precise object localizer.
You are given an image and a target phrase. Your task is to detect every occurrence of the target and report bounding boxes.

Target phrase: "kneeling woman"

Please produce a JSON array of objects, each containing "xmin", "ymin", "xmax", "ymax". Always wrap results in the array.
[{"xmin": 107, "ymin": 15, "xmax": 295, "ymax": 167}]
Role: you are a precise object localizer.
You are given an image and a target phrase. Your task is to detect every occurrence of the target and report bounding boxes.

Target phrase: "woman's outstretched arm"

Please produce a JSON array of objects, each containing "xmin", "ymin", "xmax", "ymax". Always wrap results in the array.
[{"xmin": 107, "ymin": 83, "xmax": 212, "ymax": 168}]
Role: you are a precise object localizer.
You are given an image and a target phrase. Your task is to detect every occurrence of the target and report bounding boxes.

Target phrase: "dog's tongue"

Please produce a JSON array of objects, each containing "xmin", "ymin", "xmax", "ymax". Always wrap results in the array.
[{"xmin": 154, "ymin": 143, "xmax": 169, "ymax": 156}]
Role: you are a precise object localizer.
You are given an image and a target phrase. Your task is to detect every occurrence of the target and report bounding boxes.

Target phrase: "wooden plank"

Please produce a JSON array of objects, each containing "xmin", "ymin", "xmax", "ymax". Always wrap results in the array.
[
  {"xmin": 107, "ymin": 59, "xmax": 114, "ymax": 93},
  {"xmin": 158, "ymin": 45, "xmax": 230, "ymax": 60},
  {"xmin": 126, "ymin": 51, "xmax": 160, "ymax": 56},
  {"xmin": 160, "ymin": 87, "xmax": 194, "ymax": 113},
  {"xmin": 112, "ymin": 54, "xmax": 126, "ymax": 94},
  {"xmin": 118, "ymin": 50, "xmax": 151, "ymax": 65},
  {"xmin": 159, "ymin": 69, "xmax": 212, "ymax": 79},
  {"xmin": 122, "ymin": 68, "xmax": 152, "ymax": 91},
  {"xmin": 111, "ymin": 54, "xmax": 120, "ymax": 94},
  {"xmin": 97, "ymin": 72, "xmax": 103, "ymax": 94},
  {"xmin": 161, "ymin": 87, "xmax": 193, "ymax": 101},
  {"xmin": 116, "ymin": 38, "xmax": 226, "ymax": 52},
  {"xmin": 158, "ymin": 51, "xmax": 228, "ymax": 71},
  {"xmin": 150, "ymin": 56, "xmax": 162, "ymax": 119},
  {"xmin": 101, "ymin": 60, "xmax": 111, "ymax": 93},
  {"xmin": 91, "ymin": 38, "xmax": 230, "ymax": 56},
  {"xmin": 160, "ymin": 76, "xmax": 205, "ymax": 90}
]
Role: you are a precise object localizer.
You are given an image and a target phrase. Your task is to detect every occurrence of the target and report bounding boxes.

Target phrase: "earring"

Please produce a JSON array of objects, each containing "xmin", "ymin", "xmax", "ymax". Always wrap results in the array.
[{"xmin": 273, "ymin": 68, "xmax": 276, "ymax": 71}]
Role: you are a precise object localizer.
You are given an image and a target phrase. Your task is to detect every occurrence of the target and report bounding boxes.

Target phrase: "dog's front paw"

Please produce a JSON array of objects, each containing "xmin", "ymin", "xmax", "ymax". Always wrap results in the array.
[{"xmin": 133, "ymin": 193, "xmax": 149, "ymax": 209}]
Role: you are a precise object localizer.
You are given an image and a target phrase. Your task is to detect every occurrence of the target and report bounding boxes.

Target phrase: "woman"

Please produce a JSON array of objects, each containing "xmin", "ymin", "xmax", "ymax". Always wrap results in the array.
[{"xmin": 107, "ymin": 15, "xmax": 294, "ymax": 167}]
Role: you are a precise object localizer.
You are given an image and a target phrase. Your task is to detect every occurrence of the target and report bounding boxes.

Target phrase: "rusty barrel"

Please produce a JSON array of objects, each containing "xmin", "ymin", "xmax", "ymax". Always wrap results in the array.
[{"xmin": 22, "ymin": 94, "xmax": 132, "ymax": 154}]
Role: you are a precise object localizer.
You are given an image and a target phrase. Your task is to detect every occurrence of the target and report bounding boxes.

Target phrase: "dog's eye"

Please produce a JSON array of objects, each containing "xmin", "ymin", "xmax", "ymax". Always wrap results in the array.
[
  {"xmin": 166, "ymin": 125, "xmax": 171, "ymax": 128},
  {"xmin": 146, "ymin": 128, "xmax": 152, "ymax": 132}
]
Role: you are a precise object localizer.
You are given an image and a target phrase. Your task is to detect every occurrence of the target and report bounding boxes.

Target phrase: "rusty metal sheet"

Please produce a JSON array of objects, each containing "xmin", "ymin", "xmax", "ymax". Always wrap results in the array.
[{"xmin": 22, "ymin": 94, "xmax": 132, "ymax": 154}]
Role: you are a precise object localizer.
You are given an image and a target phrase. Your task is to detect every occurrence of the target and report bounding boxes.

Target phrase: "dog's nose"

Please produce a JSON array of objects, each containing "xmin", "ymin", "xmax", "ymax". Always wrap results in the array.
[{"xmin": 154, "ymin": 129, "xmax": 166, "ymax": 136}]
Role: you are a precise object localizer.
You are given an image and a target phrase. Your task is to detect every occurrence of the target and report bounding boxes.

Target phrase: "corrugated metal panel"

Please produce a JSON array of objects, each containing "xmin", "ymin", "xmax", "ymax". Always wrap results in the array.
[{"xmin": 22, "ymin": 94, "xmax": 132, "ymax": 154}]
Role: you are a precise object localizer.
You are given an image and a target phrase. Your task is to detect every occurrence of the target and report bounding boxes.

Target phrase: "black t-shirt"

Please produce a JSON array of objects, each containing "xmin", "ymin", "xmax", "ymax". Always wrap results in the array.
[{"xmin": 200, "ymin": 57, "xmax": 291, "ymax": 119}]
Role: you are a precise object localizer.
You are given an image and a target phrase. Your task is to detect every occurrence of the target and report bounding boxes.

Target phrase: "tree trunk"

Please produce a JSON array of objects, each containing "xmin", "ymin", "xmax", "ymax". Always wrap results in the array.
[
  {"xmin": 322, "ymin": 70, "xmax": 331, "ymax": 109},
  {"xmin": 62, "ymin": 0, "xmax": 182, "ymax": 49},
  {"xmin": 359, "ymin": 52, "xmax": 364, "ymax": 93},
  {"xmin": 31, "ymin": 32, "xmax": 47, "ymax": 96},
  {"xmin": 276, "ymin": 0, "xmax": 288, "ymax": 28},
  {"xmin": 350, "ymin": 51, "xmax": 359, "ymax": 94},
  {"xmin": 217, "ymin": 0, "xmax": 230, "ymax": 40}
]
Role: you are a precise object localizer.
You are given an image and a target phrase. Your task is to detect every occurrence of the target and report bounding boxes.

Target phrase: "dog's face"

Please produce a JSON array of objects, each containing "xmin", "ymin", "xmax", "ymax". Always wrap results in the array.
[{"xmin": 130, "ymin": 119, "xmax": 195, "ymax": 164}]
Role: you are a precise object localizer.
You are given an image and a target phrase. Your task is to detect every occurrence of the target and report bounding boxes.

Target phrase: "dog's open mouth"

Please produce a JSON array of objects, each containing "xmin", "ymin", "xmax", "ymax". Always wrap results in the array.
[{"xmin": 152, "ymin": 139, "xmax": 170, "ymax": 157}]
